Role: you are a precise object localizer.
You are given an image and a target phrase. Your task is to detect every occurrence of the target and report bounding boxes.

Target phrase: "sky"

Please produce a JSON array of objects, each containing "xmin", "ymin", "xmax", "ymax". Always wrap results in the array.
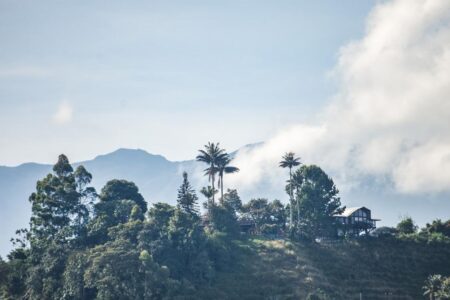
[
  {"xmin": 2, "ymin": 0, "xmax": 450, "ymax": 204},
  {"xmin": 228, "ymin": 0, "xmax": 450, "ymax": 198},
  {"xmin": 0, "ymin": 0, "xmax": 375, "ymax": 166}
]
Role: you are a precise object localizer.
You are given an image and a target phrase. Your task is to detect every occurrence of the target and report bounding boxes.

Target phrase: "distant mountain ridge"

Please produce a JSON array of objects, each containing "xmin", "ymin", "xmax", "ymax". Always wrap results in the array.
[
  {"xmin": 0, "ymin": 144, "xmax": 261, "ymax": 257},
  {"xmin": 1, "ymin": 142, "xmax": 450, "ymax": 258}
]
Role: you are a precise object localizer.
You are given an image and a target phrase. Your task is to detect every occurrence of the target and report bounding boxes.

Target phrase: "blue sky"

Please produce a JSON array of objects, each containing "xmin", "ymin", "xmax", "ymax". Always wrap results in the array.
[{"xmin": 0, "ymin": 1, "xmax": 375, "ymax": 165}]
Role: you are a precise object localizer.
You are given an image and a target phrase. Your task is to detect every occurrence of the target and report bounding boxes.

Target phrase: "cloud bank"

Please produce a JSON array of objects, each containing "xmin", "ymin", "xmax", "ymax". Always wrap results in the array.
[{"xmin": 230, "ymin": 0, "xmax": 450, "ymax": 195}]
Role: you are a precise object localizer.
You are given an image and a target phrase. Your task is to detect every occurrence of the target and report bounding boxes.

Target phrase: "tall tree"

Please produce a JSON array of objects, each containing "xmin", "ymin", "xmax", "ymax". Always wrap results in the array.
[
  {"xmin": 29, "ymin": 154, "xmax": 91, "ymax": 245},
  {"xmin": 88, "ymin": 180, "xmax": 146, "ymax": 244},
  {"xmin": 177, "ymin": 172, "xmax": 199, "ymax": 216},
  {"xmin": 216, "ymin": 155, "xmax": 239, "ymax": 203},
  {"xmin": 293, "ymin": 165, "xmax": 342, "ymax": 239},
  {"xmin": 396, "ymin": 217, "xmax": 418, "ymax": 235},
  {"xmin": 196, "ymin": 142, "xmax": 227, "ymax": 204},
  {"xmin": 289, "ymin": 169, "xmax": 306, "ymax": 226},
  {"xmin": 73, "ymin": 165, "xmax": 96, "ymax": 240},
  {"xmin": 27, "ymin": 154, "xmax": 93, "ymax": 298},
  {"xmin": 222, "ymin": 189, "xmax": 242, "ymax": 214},
  {"xmin": 241, "ymin": 198, "xmax": 270, "ymax": 234},
  {"xmin": 100, "ymin": 179, "xmax": 147, "ymax": 213},
  {"xmin": 279, "ymin": 152, "xmax": 301, "ymax": 228}
]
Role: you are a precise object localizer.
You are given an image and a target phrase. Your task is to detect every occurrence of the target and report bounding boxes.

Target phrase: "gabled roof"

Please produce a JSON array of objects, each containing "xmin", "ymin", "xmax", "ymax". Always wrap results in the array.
[{"xmin": 333, "ymin": 206, "xmax": 368, "ymax": 217}]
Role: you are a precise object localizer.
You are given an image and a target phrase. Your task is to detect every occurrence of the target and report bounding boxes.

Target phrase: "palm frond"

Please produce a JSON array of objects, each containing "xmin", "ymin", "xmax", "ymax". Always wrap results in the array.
[{"xmin": 279, "ymin": 152, "xmax": 301, "ymax": 168}]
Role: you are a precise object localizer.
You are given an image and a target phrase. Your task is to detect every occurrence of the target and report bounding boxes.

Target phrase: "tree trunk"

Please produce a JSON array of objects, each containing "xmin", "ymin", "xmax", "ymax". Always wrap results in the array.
[
  {"xmin": 297, "ymin": 186, "xmax": 300, "ymax": 229},
  {"xmin": 211, "ymin": 164, "xmax": 215, "ymax": 205},
  {"xmin": 289, "ymin": 168, "xmax": 293, "ymax": 229},
  {"xmin": 221, "ymin": 173, "xmax": 224, "ymax": 204}
]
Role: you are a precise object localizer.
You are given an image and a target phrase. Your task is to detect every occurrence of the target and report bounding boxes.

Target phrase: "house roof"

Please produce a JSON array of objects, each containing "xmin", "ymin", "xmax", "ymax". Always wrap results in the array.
[
  {"xmin": 333, "ymin": 206, "xmax": 381, "ymax": 221},
  {"xmin": 333, "ymin": 206, "xmax": 367, "ymax": 217}
]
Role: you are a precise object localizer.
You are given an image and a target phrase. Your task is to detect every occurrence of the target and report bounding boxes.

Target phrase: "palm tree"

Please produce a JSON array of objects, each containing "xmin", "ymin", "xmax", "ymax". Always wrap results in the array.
[
  {"xmin": 200, "ymin": 186, "xmax": 217, "ymax": 216},
  {"xmin": 423, "ymin": 274, "xmax": 443, "ymax": 300},
  {"xmin": 196, "ymin": 142, "xmax": 226, "ymax": 204},
  {"xmin": 279, "ymin": 152, "xmax": 301, "ymax": 228},
  {"xmin": 200, "ymin": 186, "xmax": 216, "ymax": 202},
  {"xmin": 217, "ymin": 155, "xmax": 239, "ymax": 204}
]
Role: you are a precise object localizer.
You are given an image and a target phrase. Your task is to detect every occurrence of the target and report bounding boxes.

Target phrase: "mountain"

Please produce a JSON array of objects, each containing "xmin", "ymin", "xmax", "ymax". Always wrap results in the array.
[
  {"xmin": 1, "ymin": 144, "xmax": 450, "ymax": 258},
  {"xmin": 0, "ymin": 146, "xmax": 255, "ymax": 257}
]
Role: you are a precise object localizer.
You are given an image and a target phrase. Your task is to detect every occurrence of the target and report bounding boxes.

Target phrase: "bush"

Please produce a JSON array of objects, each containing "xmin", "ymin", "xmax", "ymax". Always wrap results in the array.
[{"xmin": 306, "ymin": 288, "xmax": 330, "ymax": 300}]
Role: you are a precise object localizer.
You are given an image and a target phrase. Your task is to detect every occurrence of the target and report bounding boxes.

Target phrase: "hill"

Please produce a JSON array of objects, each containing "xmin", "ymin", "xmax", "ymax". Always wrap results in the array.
[
  {"xmin": 196, "ymin": 237, "xmax": 450, "ymax": 299},
  {"xmin": 0, "ymin": 145, "xmax": 264, "ymax": 257},
  {"xmin": 2, "ymin": 144, "xmax": 450, "ymax": 258},
  {"xmin": 0, "ymin": 148, "xmax": 196, "ymax": 257}
]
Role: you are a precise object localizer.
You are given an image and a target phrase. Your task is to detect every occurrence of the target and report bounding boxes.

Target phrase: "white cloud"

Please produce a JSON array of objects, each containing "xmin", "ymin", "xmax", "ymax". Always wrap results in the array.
[
  {"xmin": 229, "ymin": 0, "xmax": 450, "ymax": 195},
  {"xmin": 52, "ymin": 101, "xmax": 73, "ymax": 124}
]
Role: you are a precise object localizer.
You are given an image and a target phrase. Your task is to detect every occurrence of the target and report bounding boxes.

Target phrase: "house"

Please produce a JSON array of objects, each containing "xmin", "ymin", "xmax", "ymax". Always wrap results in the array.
[{"xmin": 333, "ymin": 206, "xmax": 380, "ymax": 237}]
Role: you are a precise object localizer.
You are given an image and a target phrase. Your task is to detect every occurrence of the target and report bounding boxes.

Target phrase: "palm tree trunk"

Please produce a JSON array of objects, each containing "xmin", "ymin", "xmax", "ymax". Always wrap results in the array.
[
  {"xmin": 297, "ymin": 186, "xmax": 300, "ymax": 228},
  {"xmin": 289, "ymin": 168, "xmax": 293, "ymax": 229},
  {"xmin": 221, "ymin": 173, "xmax": 224, "ymax": 204},
  {"xmin": 212, "ymin": 172, "xmax": 215, "ymax": 204}
]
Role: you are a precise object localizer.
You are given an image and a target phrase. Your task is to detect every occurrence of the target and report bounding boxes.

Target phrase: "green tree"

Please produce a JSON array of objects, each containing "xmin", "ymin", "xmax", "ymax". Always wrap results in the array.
[
  {"xmin": 216, "ymin": 155, "xmax": 239, "ymax": 204},
  {"xmin": 88, "ymin": 180, "xmax": 147, "ymax": 244},
  {"xmin": 222, "ymin": 189, "xmax": 243, "ymax": 214},
  {"xmin": 293, "ymin": 165, "xmax": 342, "ymax": 239},
  {"xmin": 423, "ymin": 219, "xmax": 450, "ymax": 237},
  {"xmin": 196, "ymin": 142, "xmax": 227, "ymax": 204},
  {"xmin": 147, "ymin": 203, "xmax": 176, "ymax": 230},
  {"xmin": 242, "ymin": 198, "xmax": 270, "ymax": 234},
  {"xmin": 177, "ymin": 172, "xmax": 199, "ymax": 216},
  {"xmin": 73, "ymin": 165, "xmax": 96, "ymax": 242},
  {"xmin": 200, "ymin": 186, "xmax": 218, "ymax": 215},
  {"xmin": 84, "ymin": 240, "xmax": 176, "ymax": 300},
  {"xmin": 267, "ymin": 199, "xmax": 286, "ymax": 231},
  {"xmin": 279, "ymin": 152, "xmax": 301, "ymax": 228},
  {"xmin": 88, "ymin": 199, "xmax": 139, "ymax": 244},
  {"xmin": 29, "ymin": 155, "xmax": 90, "ymax": 245},
  {"xmin": 208, "ymin": 204, "xmax": 241, "ymax": 237},
  {"xmin": 440, "ymin": 277, "xmax": 450, "ymax": 299},
  {"xmin": 423, "ymin": 274, "xmax": 443, "ymax": 300},
  {"xmin": 396, "ymin": 217, "xmax": 418, "ymax": 235},
  {"xmin": 26, "ymin": 155, "xmax": 93, "ymax": 299},
  {"xmin": 241, "ymin": 199, "xmax": 286, "ymax": 235},
  {"xmin": 62, "ymin": 252, "xmax": 91, "ymax": 299},
  {"xmin": 99, "ymin": 179, "xmax": 147, "ymax": 213},
  {"xmin": 1, "ymin": 250, "xmax": 28, "ymax": 299},
  {"xmin": 167, "ymin": 210, "xmax": 214, "ymax": 282}
]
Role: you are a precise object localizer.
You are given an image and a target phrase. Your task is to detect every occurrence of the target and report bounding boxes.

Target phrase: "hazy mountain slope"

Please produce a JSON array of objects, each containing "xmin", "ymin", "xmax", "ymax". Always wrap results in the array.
[
  {"xmin": 1, "ymin": 143, "xmax": 449, "ymax": 258},
  {"xmin": 0, "ymin": 149, "xmax": 194, "ymax": 257},
  {"xmin": 77, "ymin": 148, "xmax": 183, "ymax": 204},
  {"xmin": 0, "ymin": 163, "xmax": 51, "ymax": 255}
]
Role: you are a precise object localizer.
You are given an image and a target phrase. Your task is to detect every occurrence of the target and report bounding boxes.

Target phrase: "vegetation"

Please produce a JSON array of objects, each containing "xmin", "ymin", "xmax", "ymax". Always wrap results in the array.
[
  {"xmin": 396, "ymin": 216, "xmax": 418, "ymax": 235},
  {"xmin": 279, "ymin": 152, "xmax": 301, "ymax": 229},
  {"xmin": 0, "ymin": 146, "xmax": 449, "ymax": 299}
]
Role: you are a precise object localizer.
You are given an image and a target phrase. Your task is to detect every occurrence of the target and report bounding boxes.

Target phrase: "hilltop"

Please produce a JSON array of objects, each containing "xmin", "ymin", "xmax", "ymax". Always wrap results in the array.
[
  {"xmin": 2, "ymin": 145, "xmax": 450, "ymax": 258},
  {"xmin": 196, "ymin": 237, "xmax": 450, "ymax": 299},
  {"xmin": 2, "ymin": 151, "xmax": 450, "ymax": 299}
]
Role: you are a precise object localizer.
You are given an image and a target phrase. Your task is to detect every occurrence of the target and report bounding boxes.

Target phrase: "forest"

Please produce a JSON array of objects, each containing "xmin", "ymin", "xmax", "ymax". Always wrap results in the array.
[{"xmin": 1, "ymin": 142, "xmax": 450, "ymax": 299}]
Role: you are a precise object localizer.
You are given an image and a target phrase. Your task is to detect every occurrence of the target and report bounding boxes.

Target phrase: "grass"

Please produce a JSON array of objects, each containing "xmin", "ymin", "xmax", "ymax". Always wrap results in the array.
[{"xmin": 194, "ymin": 236, "xmax": 450, "ymax": 299}]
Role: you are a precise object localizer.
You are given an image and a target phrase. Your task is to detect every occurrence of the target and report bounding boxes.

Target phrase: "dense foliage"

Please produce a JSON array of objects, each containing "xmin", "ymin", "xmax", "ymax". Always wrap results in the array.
[
  {"xmin": 1, "ymin": 148, "xmax": 449, "ymax": 299},
  {"xmin": 0, "ymin": 155, "xmax": 238, "ymax": 299}
]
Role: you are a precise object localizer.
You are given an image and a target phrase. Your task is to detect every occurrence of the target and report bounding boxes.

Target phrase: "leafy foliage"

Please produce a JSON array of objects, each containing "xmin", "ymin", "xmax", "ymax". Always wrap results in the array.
[
  {"xmin": 0, "ymin": 155, "xmax": 224, "ymax": 299},
  {"xmin": 397, "ymin": 217, "xmax": 418, "ymax": 235},
  {"xmin": 2, "ymin": 150, "xmax": 449, "ymax": 299},
  {"xmin": 291, "ymin": 165, "xmax": 342, "ymax": 239},
  {"xmin": 176, "ymin": 172, "xmax": 199, "ymax": 216}
]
